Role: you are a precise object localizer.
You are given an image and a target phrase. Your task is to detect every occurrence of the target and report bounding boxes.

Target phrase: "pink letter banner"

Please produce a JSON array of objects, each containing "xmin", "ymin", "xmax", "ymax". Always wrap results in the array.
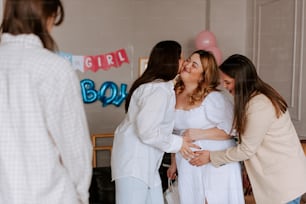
[{"xmin": 58, "ymin": 48, "xmax": 129, "ymax": 72}]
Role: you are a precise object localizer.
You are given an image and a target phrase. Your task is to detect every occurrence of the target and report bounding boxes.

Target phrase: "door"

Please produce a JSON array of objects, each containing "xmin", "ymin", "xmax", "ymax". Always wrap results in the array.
[{"xmin": 249, "ymin": 0, "xmax": 306, "ymax": 138}]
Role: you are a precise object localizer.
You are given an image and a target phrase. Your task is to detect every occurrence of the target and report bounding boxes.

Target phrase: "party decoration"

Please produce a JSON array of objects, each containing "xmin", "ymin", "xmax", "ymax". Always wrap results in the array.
[
  {"xmin": 58, "ymin": 48, "xmax": 129, "ymax": 72},
  {"xmin": 206, "ymin": 46, "xmax": 222, "ymax": 66},
  {"xmin": 194, "ymin": 30, "xmax": 223, "ymax": 65},
  {"xmin": 112, "ymin": 84, "xmax": 128, "ymax": 107},
  {"xmin": 99, "ymin": 81, "xmax": 119, "ymax": 107},
  {"xmin": 80, "ymin": 79, "xmax": 98, "ymax": 103},
  {"xmin": 80, "ymin": 79, "xmax": 128, "ymax": 107},
  {"xmin": 72, "ymin": 55, "xmax": 85, "ymax": 72},
  {"xmin": 195, "ymin": 30, "xmax": 217, "ymax": 50}
]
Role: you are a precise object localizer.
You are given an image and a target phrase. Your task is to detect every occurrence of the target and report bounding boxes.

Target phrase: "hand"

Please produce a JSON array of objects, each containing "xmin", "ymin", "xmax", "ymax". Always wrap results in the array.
[
  {"xmin": 189, "ymin": 150, "xmax": 210, "ymax": 166},
  {"xmin": 167, "ymin": 163, "xmax": 177, "ymax": 179},
  {"xmin": 179, "ymin": 136, "xmax": 201, "ymax": 160}
]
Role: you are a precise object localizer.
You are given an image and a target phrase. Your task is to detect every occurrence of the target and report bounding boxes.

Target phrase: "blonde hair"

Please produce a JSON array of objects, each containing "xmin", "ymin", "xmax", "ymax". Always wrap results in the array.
[{"xmin": 175, "ymin": 50, "xmax": 220, "ymax": 105}]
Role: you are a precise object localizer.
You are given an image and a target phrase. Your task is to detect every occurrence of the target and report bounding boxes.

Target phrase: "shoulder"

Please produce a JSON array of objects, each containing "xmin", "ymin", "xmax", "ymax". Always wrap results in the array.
[
  {"xmin": 203, "ymin": 91, "xmax": 233, "ymax": 107},
  {"xmin": 34, "ymin": 49, "xmax": 74, "ymax": 78},
  {"xmin": 206, "ymin": 91, "xmax": 225, "ymax": 100},
  {"xmin": 31, "ymin": 50, "xmax": 78, "ymax": 92},
  {"xmin": 136, "ymin": 81, "xmax": 174, "ymax": 96},
  {"xmin": 40, "ymin": 50, "xmax": 72, "ymax": 70},
  {"xmin": 249, "ymin": 94, "xmax": 272, "ymax": 107},
  {"xmin": 133, "ymin": 81, "xmax": 175, "ymax": 106},
  {"xmin": 247, "ymin": 94, "xmax": 274, "ymax": 113}
]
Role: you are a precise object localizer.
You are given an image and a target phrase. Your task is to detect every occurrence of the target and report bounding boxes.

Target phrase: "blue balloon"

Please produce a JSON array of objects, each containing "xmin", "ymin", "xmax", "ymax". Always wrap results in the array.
[
  {"xmin": 112, "ymin": 83, "xmax": 128, "ymax": 107},
  {"xmin": 80, "ymin": 79, "xmax": 98, "ymax": 103},
  {"xmin": 80, "ymin": 79, "xmax": 128, "ymax": 107},
  {"xmin": 99, "ymin": 81, "xmax": 118, "ymax": 107}
]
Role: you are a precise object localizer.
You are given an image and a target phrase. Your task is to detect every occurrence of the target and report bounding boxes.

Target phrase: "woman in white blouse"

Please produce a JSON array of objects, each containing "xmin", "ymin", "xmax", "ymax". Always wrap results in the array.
[
  {"xmin": 111, "ymin": 40, "xmax": 198, "ymax": 204},
  {"xmin": 167, "ymin": 50, "xmax": 244, "ymax": 204},
  {"xmin": 0, "ymin": 0, "xmax": 92, "ymax": 204}
]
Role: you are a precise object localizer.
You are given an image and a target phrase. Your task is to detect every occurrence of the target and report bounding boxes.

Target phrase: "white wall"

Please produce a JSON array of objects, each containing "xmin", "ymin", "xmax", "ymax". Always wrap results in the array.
[
  {"xmin": 209, "ymin": 0, "xmax": 248, "ymax": 61},
  {"xmin": 0, "ymin": 0, "xmax": 249, "ymax": 166},
  {"xmin": 0, "ymin": 0, "xmax": 248, "ymax": 134},
  {"xmin": 52, "ymin": 0, "xmax": 210, "ymax": 134}
]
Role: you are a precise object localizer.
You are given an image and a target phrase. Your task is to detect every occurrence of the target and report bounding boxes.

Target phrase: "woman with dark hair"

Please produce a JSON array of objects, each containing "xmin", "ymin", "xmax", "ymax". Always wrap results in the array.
[
  {"xmin": 189, "ymin": 54, "xmax": 306, "ymax": 204},
  {"xmin": 111, "ymin": 40, "xmax": 198, "ymax": 204},
  {"xmin": 167, "ymin": 50, "xmax": 244, "ymax": 204},
  {"xmin": 0, "ymin": 0, "xmax": 92, "ymax": 204},
  {"xmin": 1, "ymin": 0, "xmax": 65, "ymax": 51}
]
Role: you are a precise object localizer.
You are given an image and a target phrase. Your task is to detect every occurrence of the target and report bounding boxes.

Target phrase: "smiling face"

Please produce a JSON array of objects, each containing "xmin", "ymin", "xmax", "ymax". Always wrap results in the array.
[
  {"xmin": 180, "ymin": 53, "xmax": 203, "ymax": 83},
  {"xmin": 220, "ymin": 70, "xmax": 235, "ymax": 95}
]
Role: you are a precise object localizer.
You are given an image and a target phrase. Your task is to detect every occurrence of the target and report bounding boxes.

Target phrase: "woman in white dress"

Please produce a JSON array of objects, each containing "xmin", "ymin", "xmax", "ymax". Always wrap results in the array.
[{"xmin": 167, "ymin": 50, "xmax": 244, "ymax": 204}]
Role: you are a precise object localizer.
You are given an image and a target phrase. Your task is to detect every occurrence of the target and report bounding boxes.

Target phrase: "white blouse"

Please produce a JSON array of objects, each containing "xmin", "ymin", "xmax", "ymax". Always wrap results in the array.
[
  {"xmin": 0, "ymin": 34, "xmax": 92, "ymax": 204},
  {"xmin": 111, "ymin": 81, "xmax": 183, "ymax": 187}
]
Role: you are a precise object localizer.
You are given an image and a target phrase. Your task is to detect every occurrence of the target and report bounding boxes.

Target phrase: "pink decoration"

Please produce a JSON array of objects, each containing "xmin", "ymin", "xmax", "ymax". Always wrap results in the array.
[
  {"xmin": 59, "ymin": 48, "xmax": 130, "ymax": 72},
  {"xmin": 195, "ymin": 30, "xmax": 217, "ymax": 49},
  {"xmin": 115, "ymin": 49, "xmax": 129, "ymax": 66},
  {"xmin": 104, "ymin": 52, "xmax": 118, "ymax": 69},
  {"xmin": 206, "ymin": 46, "xmax": 222, "ymax": 66},
  {"xmin": 84, "ymin": 56, "xmax": 98, "ymax": 72}
]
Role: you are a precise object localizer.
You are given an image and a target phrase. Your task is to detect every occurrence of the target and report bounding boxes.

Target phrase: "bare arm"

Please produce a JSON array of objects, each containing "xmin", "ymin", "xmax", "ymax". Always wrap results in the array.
[
  {"xmin": 167, "ymin": 153, "xmax": 177, "ymax": 179},
  {"xmin": 183, "ymin": 127, "xmax": 231, "ymax": 141}
]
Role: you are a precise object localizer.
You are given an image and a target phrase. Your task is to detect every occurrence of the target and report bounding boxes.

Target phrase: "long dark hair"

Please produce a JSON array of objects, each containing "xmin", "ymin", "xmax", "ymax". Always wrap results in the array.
[
  {"xmin": 125, "ymin": 40, "xmax": 182, "ymax": 112},
  {"xmin": 219, "ymin": 54, "xmax": 287, "ymax": 140},
  {"xmin": 175, "ymin": 50, "xmax": 220, "ymax": 105},
  {"xmin": 1, "ymin": 0, "xmax": 64, "ymax": 51}
]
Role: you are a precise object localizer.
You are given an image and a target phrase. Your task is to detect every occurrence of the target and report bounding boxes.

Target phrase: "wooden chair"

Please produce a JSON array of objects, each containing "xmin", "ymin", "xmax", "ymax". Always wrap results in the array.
[{"xmin": 91, "ymin": 133, "xmax": 114, "ymax": 168}]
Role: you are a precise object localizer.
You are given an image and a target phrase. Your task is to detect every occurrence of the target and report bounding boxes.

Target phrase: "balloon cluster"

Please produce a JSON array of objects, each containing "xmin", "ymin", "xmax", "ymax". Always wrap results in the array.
[{"xmin": 195, "ymin": 30, "xmax": 222, "ymax": 66}]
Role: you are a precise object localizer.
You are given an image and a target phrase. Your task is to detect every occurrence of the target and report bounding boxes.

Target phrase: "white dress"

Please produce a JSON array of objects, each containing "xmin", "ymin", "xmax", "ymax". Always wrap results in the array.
[{"xmin": 174, "ymin": 91, "xmax": 245, "ymax": 204}]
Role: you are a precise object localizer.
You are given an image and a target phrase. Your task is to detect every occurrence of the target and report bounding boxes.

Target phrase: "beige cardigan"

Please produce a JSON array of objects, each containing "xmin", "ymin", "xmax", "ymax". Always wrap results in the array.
[{"xmin": 210, "ymin": 94, "xmax": 306, "ymax": 204}]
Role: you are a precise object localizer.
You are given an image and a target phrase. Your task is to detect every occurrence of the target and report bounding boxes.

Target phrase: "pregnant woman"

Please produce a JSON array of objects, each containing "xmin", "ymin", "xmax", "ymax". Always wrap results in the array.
[{"xmin": 167, "ymin": 50, "xmax": 244, "ymax": 204}]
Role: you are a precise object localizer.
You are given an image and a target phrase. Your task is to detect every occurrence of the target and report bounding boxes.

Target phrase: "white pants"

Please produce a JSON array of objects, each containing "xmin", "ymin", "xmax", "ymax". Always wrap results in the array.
[{"xmin": 115, "ymin": 177, "xmax": 164, "ymax": 204}]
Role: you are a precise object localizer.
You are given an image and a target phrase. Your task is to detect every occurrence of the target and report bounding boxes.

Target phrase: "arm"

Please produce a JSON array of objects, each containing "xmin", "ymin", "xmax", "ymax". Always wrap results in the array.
[
  {"xmin": 43, "ymin": 65, "xmax": 92, "ymax": 204},
  {"xmin": 190, "ymin": 95, "xmax": 275, "ymax": 167},
  {"xmin": 167, "ymin": 153, "xmax": 177, "ymax": 179},
  {"xmin": 135, "ymin": 86, "xmax": 182, "ymax": 152},
  {"xmin": 134, "ymin": 84, "xmax": 199, "ymax": 157},
  {"xmin": 183, "ymin": 127, "xmax": 231, "ymax": 141}
]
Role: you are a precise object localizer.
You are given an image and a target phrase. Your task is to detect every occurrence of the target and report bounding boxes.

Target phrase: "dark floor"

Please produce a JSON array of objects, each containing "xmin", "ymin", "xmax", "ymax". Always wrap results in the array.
[
  {"xmin": 89, "ymin": 167, "xmax": 115, "ymax": 204},
  {"xmin": 89, "ymin": 154, "xmax": 171, "ymax": 204},
  {"xmin": 89, "ymin": 154, "xmax": 306, "ymax": 204}
]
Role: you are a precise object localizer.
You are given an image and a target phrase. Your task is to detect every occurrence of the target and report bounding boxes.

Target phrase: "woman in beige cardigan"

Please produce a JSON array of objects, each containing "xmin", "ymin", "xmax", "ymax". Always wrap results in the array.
[{"xmin": 189, "ymin": 54, "xmax": 306, "ymax": 204}]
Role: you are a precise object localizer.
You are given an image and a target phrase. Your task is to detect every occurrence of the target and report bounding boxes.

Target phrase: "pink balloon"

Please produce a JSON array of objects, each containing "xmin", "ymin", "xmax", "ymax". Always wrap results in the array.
[
  {"xmin": 206, "ymin": 46, "xmax": 222, "ymax": 66},
  {"xmin": 195, "ymin": 30, "xmax": 217, "ymax": 49}
]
